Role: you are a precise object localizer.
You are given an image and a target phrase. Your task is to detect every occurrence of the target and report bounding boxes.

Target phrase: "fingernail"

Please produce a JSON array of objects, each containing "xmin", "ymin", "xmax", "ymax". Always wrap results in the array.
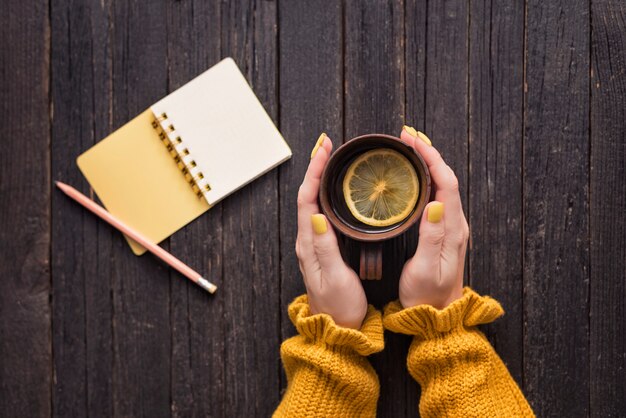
[
  {"xmin": 403, "ymin": 125, "xmax": 418, "ymax": 137},
  {"xmin": 311, "ymin": 214, "xmax": 328, "ymax": 234},
  {"xmin": 310, "ymin": 133, "xmax": 327, "ymax": 159},
  {"xmin": 427, "ymin": 202, "xmax": 444, "ymax": 223},
  {"xmin": 417, "ymin": 131, "xmax": 432, "ymax": 146}
]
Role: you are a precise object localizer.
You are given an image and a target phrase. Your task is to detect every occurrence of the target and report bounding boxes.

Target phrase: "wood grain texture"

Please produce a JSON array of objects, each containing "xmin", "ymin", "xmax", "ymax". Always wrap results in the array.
[
  {"xmin": 423, "ymin": 0, "xmax": 469, "ymax": 213},
  {"xmin": 468, "ymin": 0, "xmax": 525, "ymax": 384},
  {"xmin": 219, "ymin": 1, "xmax": 282, "ymax": 416},
  {"xmin": 4, "ymin": 0, "xmax": 626, "ymax": 416},
  {"xmin": 403, "ymin": 1, "xmax": 427, "ymax": 414},
  {"xmin": 166, "ymin": 1, "xmax": 225, "ymax": 417},
  {"xmin": 590, "ymin": 1, "xmax": 626, "ymax": 416},
  {"xmin": 406, "ymin": 1, "xmax": 471, "ymax": 414},
  {"xmin": 277, "ymin": 0, "xmax": 343, "ymax": 343},
  {"xmin": 344, "ymin": 0, "xmax": 406, "ymax": 303},
  {"xmin": 523, "ymin": 1, "xmax": 590, "ymax": 415},
  {"xmin": 0, "ymin": 1, "xmax": 51, "ymax": 417},
  {"xmin": 405, "ymin": 0, "xmax": 427, "ymax": 131},
  {"xmin": 50, "ymin": 1, "xmax": 115, "ymax": 417},
  {"xmin": 344, "ymin": 1, "xmax": 412, "ymax": 416},
  {"xmin": 109, "ymin": 1, "xmax": 172, "ymax": 416}
]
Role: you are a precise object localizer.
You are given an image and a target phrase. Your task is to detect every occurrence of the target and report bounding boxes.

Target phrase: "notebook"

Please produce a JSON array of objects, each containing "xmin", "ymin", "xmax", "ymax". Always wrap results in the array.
[{"xmin": 77, "ymin": 58, "xmax": 292, "ymax": 255}]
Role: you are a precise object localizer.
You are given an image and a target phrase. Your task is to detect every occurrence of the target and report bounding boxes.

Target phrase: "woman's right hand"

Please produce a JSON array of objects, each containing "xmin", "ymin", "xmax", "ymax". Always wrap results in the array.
[{"xmin": 295, "ymin": 134, "xmax": 368, "ymax": 330}]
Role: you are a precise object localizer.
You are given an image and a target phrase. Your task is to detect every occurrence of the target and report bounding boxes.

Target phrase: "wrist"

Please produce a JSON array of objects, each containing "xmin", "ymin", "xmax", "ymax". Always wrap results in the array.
[
  {"xmin": 399, "ymin": 284, "xmax": 464, "ymax": 310},
  {"xmin": 334, "ymin": 305, "xmax": 367, "ymax": 330},
  {"xmin": 288, "ymin": 295, "xmax": 384, "ymax": 355},
  {"xmin": 309, "ymin": 299, "xmax": 367, "ymax": 330}
]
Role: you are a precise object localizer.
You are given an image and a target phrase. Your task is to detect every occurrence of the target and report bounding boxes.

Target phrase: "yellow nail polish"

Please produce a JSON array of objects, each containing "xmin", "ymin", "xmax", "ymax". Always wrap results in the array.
[
  {"xmin": 311, "ymin": 214, "xmax": 328, "ymax": 234},
  {"xmin": 403, "ymin": 125, "xmax": 418, "ymax": 137},
  {"xmin": 427, "ymin": 202, "xmax": 444, "ymax": 223},
  {"xmin": 417, "ymin": 131, "xmax": 432, "ymax": 146},
  {"xmin": 310, "ymin": 133, "xmax": 327, "ymax": 159}
]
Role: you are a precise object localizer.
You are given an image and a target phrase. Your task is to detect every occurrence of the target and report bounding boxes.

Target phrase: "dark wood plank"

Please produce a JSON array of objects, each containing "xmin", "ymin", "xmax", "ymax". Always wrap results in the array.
[
  {"xmin": 277, "ymin": 0, "xmax": 343, "ymax": 351},
  {"xmin": 165, "ymin": 1, "xmax": 226, "ymax": 416},
  {"xmin": 423, "ymin": 0, "xmax": 469, "ymax": 213},
  {"xmin": 523, "ymin": 1, "xmax": 590, "ymax": 415},
  {"xmin": 0, "ymin": 1, "xmax": 51, "ymax": 417},
  {"xmin": 220, "ymin": 2, "xmax": 282, "ymax": 415},
  {"xmin": 6, "ymin": 2, "xmax": 625, "ymax": 417},
  {"xmin": 468, "ymin": 0, "xmax": 525, "ymax": 384},
  {"xmin": 50, "ymin": 1, "xmax": 115, "ymax": 417},
  {"xmin": 344, "ymin": 1, "xmax": 409, "ymax": 416},
  {"xmin": 109, "ymin": 2, "xmax": 172, "ymax": 416},
  {"xmin": 344, "ymin": 0, "xmax": 406, "ymax": 302},
  {"xmin": 405, "ymin": 0, "xmax": 427, "ymax": 130},
  {"xmin": 345, "ymin": 0, "xmax": 405, "ymax": 139},
  {"xmin": 590, "ymin": 1, "xmax": 626, "ymax": 415},
  {"xmin": 403, "ymin": 0, "xmax": 428, "ymax": 414},
  {"xmin": 406, "ymin": 0, "xmax": 470, "ymax": 414}
]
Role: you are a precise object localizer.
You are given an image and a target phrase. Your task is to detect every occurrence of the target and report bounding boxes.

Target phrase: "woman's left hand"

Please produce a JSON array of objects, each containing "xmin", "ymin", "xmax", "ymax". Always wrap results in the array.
[{"xmin": 397, "ymin": 127, "xmax": 467, "ymax": 310}]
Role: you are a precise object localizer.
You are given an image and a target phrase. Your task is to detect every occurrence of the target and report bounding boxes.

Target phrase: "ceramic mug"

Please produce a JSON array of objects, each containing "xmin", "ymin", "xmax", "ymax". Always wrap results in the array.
[{"xmin": 319, "ymin": 134, "xmax": 431, "ymax": 280}]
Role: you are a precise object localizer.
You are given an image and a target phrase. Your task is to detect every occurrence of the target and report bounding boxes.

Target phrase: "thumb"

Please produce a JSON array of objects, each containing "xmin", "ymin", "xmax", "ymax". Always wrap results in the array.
[
  {"xmin": 310, "ymin": 214, "xmax": 343, "ymax": 269},
  {"xmin": 414, "ymin": 201, "xmax": 445, "ymax": 261}
]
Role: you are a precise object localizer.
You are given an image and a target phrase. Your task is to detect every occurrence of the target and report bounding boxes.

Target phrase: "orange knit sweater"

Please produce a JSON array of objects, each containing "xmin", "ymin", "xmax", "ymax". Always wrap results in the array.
[{"xmin": 274, "ymin": 288, "xmax": 534, "ymax": 417}]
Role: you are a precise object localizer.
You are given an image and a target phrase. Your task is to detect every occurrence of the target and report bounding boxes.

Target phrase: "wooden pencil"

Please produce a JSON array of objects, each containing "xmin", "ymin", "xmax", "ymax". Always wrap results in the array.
[{"xmin": 55, "ymin": 181, "xmax": 217, "ymax": 294}]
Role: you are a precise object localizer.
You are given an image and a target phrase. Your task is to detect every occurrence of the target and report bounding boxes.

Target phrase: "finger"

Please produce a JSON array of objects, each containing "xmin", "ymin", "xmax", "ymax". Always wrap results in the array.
[
  {"xmin": 413, "ymin": 201, "xmax": 445, "ymax": 262},
  {"xmin": 297, "ymin": 134, "xmax": 332, "ymax": 264},
  {"xmin": 310, "ymin": 132, "xmax": 332, "ymax": 160},
  {"xmin": 310, "ymin": 214, "xmax": 344, "ymax": 277},
  {"xmin": 399, "ymin": 126, "xmax": 417, "ymax": 148},
  {"xmin": 301, "ymin": 134, "xmax": 331, "ymax": 204},
  {"xmin": 321, "ymin": 134, "xmax": 333, "ymax": 154},
  {"xmin": 402, "ymin": 126, "xmax": 452, "ymax": 193},
  {"xmin": 412, "ymin": 133, "xmax": 460, "ymax": 207},
  {"xmin": 402, "ymin": 127, "xmax": 465, "ymax": 229}
]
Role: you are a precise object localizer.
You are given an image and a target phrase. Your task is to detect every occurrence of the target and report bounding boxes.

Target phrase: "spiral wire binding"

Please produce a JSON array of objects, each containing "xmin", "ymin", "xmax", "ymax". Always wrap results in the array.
[{"xmin": 152, "ymin": 113, "xmax": 211, "ymax": 200}]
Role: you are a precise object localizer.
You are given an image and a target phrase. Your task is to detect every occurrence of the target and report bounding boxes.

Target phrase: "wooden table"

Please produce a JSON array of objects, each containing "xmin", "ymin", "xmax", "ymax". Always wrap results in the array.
[{"xmin": 1, "ymin": 1, "xmax": 624, "ymax": 416}]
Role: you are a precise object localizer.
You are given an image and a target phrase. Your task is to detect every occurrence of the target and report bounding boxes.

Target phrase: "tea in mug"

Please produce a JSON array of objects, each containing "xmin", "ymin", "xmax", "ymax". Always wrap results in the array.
[{"xmin": 342, "ymin": 148, "xmax": 419, "ymax": 227}]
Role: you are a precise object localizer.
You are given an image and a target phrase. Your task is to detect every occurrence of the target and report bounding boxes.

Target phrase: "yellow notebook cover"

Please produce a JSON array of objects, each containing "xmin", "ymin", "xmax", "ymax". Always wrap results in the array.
[
  {"xmin": 77, "ymin": 58, "xmax": 291, "ymax": 255},
  {"xmin": 77, "ymin": 109, "xmax": 210, "ymax": 254}
]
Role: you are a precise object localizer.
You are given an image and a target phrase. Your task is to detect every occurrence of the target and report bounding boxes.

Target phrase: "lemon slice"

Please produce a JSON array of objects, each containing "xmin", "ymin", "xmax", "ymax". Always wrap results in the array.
[{"xmin": 343, "ymin": 148, "xmax": 419, "ymax": 227}]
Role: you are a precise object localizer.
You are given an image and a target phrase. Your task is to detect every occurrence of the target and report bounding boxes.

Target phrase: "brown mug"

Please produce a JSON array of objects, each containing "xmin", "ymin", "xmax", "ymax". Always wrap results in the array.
[{"xmin": 319, "ymin": 134, "xmax": 431, "ymax": 280}]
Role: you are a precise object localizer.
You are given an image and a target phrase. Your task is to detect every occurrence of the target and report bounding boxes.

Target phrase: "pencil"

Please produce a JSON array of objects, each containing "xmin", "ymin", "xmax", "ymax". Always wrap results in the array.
[{"xmin": 55, "ymin": 181, "xmax": 217, "ymax": 294}]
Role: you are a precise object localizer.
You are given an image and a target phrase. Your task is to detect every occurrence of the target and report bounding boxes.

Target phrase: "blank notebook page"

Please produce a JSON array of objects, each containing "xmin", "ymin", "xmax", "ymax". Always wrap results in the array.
[{"xmin": 150, "ymin": 58, "xmax": 292, "ymax": 206}]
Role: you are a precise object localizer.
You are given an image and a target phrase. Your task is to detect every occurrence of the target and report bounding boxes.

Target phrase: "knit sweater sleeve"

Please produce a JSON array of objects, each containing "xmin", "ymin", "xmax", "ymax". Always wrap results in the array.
[
  {"xmin": 273, "ymin": 295, "xmax": 384, "ymax": 418},
  {"xmin": 383, "ymin": 287, "xmax": 534, "ymax": 417}
]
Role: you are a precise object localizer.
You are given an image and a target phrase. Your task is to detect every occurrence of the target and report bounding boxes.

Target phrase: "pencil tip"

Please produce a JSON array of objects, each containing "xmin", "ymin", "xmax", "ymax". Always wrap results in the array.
[{"xmin": 55, "ymin": 181, "xmax": 69, "ymax": 193}]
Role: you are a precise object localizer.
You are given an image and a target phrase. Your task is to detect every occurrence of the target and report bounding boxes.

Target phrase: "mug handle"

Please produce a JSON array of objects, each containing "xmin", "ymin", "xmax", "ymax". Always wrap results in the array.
[{"xmin": 359, "ymin": 242, "xmax": 383, "ymax": 280}]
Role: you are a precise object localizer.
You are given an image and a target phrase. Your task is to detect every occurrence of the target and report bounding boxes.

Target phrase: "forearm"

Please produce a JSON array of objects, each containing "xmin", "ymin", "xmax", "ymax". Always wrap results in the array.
[
  {"xmin": 384, "ymin": 288, "xmax": 534, "ymax": 417},
  {"xmin": 274, "ymin": 295, "xmax": 384, "ymax": 418}
]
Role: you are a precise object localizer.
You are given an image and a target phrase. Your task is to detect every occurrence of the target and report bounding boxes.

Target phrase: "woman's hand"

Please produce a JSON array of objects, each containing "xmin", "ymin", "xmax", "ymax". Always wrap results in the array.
[
  {"xmin": 295, "ymin": 134, "xmax": 368, "ymax": 329},
  {"xmin": 397, "ymin": 127, "xmax": 468, "ymax": 309}
]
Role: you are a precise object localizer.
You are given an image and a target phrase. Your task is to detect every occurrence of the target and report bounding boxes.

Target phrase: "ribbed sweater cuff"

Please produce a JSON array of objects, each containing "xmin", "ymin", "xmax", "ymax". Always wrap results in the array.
[
  {"xmin": 288, "ymin": 295, "xmax": 384, "ymax": 356},
  {"xmin": 382, "ymin": 287, "xmax": 504, "ymax": 339}
]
